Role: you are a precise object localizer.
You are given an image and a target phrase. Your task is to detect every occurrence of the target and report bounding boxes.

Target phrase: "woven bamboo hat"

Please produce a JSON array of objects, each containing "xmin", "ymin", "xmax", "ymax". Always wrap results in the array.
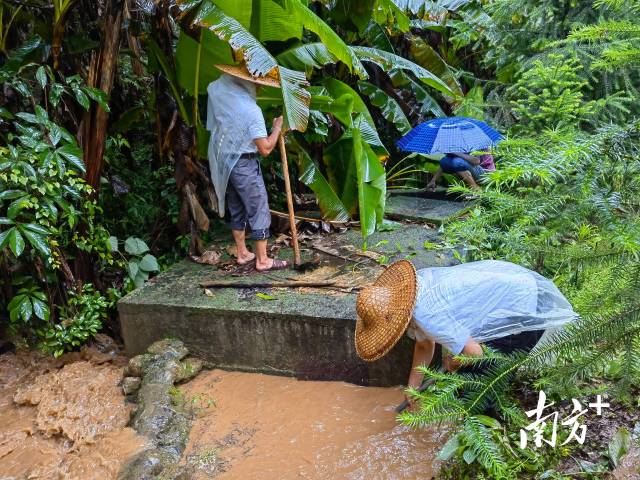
[
  {"xmin": 355, "ymin": 260, "xmax": 418, "ymax": 362},
  {"xmin": 214, "ymin": 63, "xmax": 281, "ymax": 88}
]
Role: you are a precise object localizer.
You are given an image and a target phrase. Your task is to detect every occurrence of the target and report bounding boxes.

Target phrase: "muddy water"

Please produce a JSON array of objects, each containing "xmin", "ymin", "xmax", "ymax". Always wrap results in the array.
[
  {"xmin": 181, "ymin": 369, "xmax": 445, "ymax": 479},
  {"xmin": 0, "ymin": 346, "xmax": 146, "ymax": 479}
]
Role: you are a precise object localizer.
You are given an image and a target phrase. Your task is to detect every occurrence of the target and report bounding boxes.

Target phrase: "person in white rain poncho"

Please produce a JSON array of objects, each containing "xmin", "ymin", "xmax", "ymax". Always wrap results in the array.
[
  {"xmin": 206, "ymin": 64, "xmax": 288, "ymax": 272},
  {"xmin": 354, "ymin": 260, "xmax": 577, "ymax": 408}
]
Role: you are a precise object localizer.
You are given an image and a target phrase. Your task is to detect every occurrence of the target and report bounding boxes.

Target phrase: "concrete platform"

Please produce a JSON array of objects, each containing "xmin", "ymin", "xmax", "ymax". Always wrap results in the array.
[
  {"xmin": 118, "ymin": 224, "xmax": 458, "ymax": 386},
  {"xmin": 386, "ymin": 189, "xmax": 471, "ymax": 224}
]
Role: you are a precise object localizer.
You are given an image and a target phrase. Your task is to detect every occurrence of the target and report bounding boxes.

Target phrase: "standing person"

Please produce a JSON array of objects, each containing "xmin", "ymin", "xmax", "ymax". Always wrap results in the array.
[
  {"xmin": 207, "ymin": 65, "xmax": 288, "ymax": 272},
  {"xmin": 427, "ymin": 151, "xmax": 496, "ymax": 190},
  {"xmin": 354, "ymin": 260, "xmax": 576, "ymax": 407}
]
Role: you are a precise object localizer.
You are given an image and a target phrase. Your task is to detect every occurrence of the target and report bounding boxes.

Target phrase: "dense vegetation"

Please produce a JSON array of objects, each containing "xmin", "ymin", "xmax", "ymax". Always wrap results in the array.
[{"xmin": 0, "ymin": 0, "xmax": 638, "ymax": 478}]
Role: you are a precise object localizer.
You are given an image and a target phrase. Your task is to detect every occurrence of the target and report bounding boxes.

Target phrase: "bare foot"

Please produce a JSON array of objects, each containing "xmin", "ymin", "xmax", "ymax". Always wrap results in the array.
[
  {"xmin": 237, "ymin": 252, "xmax": 256, "ymax": 265},
  {"xmin": 255, "ymin": 258, "xmax": 289, "ymax": 272}
]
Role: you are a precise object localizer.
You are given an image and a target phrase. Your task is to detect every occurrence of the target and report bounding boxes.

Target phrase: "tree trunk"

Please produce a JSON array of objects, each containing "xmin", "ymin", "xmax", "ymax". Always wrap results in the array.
[
  {"xmin": 79, "ymin": 0, "xmax": 125, "ymax": 191},
  {"xmin": 75, "ymin": 0, "xmax": 124, "ymax": 282}
]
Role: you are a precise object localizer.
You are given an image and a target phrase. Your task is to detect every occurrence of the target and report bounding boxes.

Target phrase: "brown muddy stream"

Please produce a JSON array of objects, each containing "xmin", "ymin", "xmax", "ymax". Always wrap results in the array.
[
  {"xmin": 0, "ymin": 345, "xmax": 146, "ymax": 480},
  {"xmin": 179, "ymin": 369, "xmax": 444, "ymax": 479},
  {"xmin": 1, "ymin": 347, "xmax": 443, "ymax": 480}
]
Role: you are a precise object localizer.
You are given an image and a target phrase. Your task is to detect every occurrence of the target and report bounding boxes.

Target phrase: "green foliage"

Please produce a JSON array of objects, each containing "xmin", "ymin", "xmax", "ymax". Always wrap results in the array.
[
  {"xmin": 40, "ymin": 285, "xmax": 110, "ymax": 357},
  {"xmin": 0, "ymin": 42, "xmax": 160, "ymax": 354},
  {"xmin": 108, "ymin": 235, "xmax": 160, "ymax": 289},
  {"xmin": 508, "ymin": 54, "xmax": 597, "ymax": 132}
]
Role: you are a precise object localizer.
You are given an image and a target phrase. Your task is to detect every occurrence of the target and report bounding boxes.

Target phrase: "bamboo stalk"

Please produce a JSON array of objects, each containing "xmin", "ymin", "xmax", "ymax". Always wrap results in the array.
[{"xmin": 278, "ymin": 133, "xmax": 301, "ymax": 266}]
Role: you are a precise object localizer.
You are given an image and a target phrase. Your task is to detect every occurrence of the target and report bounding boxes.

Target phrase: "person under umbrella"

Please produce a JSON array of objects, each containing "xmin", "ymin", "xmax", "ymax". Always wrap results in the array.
[
  {"xmin": 426, "ymin": 150, "xmax": 495, "ymax": 191},
  {"xmin": 396, "ymin": 116, "xmax": 502, "ymax": 191},
  {"xmin": 354, "ymin": 260, "xmax": 577, "ymax": 409},
  {"xmin": 207, "ymin": 64, "xmax": 289, "ymax": 272}
]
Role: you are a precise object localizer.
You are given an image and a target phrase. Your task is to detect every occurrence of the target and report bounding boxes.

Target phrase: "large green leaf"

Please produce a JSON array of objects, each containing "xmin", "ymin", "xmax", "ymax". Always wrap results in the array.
[
  {"xmin": 188, "ymin": 0, "xmax": 278, "ymax": 77},
  {"xmin": 357, "ymin": 81, "xmax": 411, "ymax": 134},
  {"xmin": 288, "ymin": 137, "xmax": 350, "ymax": 222},
  {"xmin": 277, "ymin": 43, "xmax": 366, "ymax": 78},
  {"xmin": 350, "ymin": 46, "xmax": 455, "ymax": 97},
  {"xmin": 390, "ymin": 70, "xmax": 446, "ymax": 117},
  {"xmin": 374, "ymin": 0, "xmax": 410, "ymax": 32},
  {"xmin": 214, "ymin": 0, "xmax": 302, "ymax": 42},
  {"xmin": 185, "ymin": 0, "xmax": 311, "ymax": 131},
  {"xmin": 352, "ymin": 126, "xmax": 386, "ymax": 238},
  {"xmin": 408, "ymin": 34, "xmax": 462, "ymax": 98},
  {"xmin": 273, "ymin": 0, "xmax": 354, "ymax": 71},
  {"xmin": 322, "ymin": 78, "xmax": 386, "ymax": 151},
  {"xmin": 175, "ymin": 29, "xmax": 233, "ymax": 97},
  {"xmin": 322, "ymin": 123, "xmax": 386, "ymax": 239}
]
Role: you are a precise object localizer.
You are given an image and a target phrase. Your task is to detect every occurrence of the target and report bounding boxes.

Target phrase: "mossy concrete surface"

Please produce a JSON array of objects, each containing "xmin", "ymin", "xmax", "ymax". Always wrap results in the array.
[
  {"xmin": 385, "ymin": 192, "xmax": 471, "ymax": 225},
  {"xmin": 118, "ymin": 225, "xmax": 457, "ymax": 387}
]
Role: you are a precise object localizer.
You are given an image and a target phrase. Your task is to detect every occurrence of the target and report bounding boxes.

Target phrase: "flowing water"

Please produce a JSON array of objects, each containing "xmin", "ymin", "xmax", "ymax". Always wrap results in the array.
[
  {"xmin": 0, "ymin": 346, "xmax": 146, "ymax": 480},
  {"xmin": 1, "ymin": 348, "xmax": 444, "ymax": 480},
  {"xmin": 179, "ymin": 369, "xmax": 445, "ymax": 479}
]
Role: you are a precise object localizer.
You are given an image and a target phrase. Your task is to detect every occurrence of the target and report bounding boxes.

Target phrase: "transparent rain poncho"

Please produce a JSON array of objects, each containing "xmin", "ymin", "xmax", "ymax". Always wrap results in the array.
[
  {"xmin": 407, "ymin": 260, "xmax": 577, "ymax": 354},
  {"xmin": 206, "ymin": 74, "xmax": 265, "ymax": 216}
]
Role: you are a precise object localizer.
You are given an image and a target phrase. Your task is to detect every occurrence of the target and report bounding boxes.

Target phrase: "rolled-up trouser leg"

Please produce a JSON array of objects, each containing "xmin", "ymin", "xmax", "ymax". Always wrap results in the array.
[
  {"xmin": 226, "ymin": 176, "xmax": 247, "ymax": 231},
  {"xmin": 227, "ymin": 155, "xmax": 271, "ymax": 240}
]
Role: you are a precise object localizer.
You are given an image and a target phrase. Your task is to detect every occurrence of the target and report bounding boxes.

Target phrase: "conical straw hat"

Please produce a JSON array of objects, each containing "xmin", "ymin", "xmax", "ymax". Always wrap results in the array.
[
  {"xmin": 355, "ymin": 260, "xmax": 417, "ymax": 362},
  {"xmin": 214, "ymin": 63, "xmax": 281, "ymax": 88}
]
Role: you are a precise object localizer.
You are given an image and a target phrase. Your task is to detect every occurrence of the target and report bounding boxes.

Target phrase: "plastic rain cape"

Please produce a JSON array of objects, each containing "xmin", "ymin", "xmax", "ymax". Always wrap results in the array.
[
  {"xmin": 408, "ymin": 260, "xmax": 577, "ymax": 352},
  {"xmin": 206, "ymin": 74, "xmax": 262, "ymax": 216}
]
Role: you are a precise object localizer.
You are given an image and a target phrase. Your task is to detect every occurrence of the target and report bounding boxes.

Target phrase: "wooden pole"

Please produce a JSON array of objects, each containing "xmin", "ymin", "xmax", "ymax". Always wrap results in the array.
[{"xmin": 278, "ymin": 133, "xmax": 301, "ymax": 266}]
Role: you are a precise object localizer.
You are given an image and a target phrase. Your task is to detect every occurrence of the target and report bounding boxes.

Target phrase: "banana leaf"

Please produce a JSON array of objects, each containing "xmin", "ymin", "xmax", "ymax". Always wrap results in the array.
[
  {"xmin": 182, "ymin": 0, "xmax": 311, "ymax": 131},
  {"xmin": 353, "ymin": 126, "xmax": 386, "ymax": 238},
  {"xmin": 287, "ymin": 137, "xmax": 351, "ymax": 222},
  {"xmin": 277, "ymin": 42, "xmax": 366, "ymax": 78},
  {"xmin": 175, "ymin": 29, "xmax": 233, "ymax": 97},
  {"xmin": 211, "ymin": 0, "xmax": 302, "ymax": 41},
  {"xmin": 351, "ymin": 45, "xmax": 455, "ymax": 97},
  {"xmin": 407, "ymin": 34, "xmax": 462, "ymax": 99},
  {"xmin": 323, "ymin": 124, "xmax": 386, "ymax": 239},
  {"xmin": 322, "ymin": 78, "xmax": 386, "ymax": 151},
  {"xmin": 357, "ymin": 81, "xmax": 411, "ymax": 134},
  {"xmin": 390, "ymin": 69, "xmax": 446, "ymax": 117}
]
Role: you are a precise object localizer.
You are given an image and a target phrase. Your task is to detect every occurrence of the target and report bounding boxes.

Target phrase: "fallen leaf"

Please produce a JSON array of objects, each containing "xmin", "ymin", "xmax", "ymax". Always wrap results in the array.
[
  {"xmin": 256, "ymin": 292, "xmax": 275, "ymax": 300},
  {"xmin": 203, "ymin": 289, "xmax": 215, "ymax": 297},
  {"xmin": 225, "ymin": 245, "xmax": 238, "ymax": 258},
  {"xmin": 192, "ymin": 249, "xmax": 221, "ymax": 265}
]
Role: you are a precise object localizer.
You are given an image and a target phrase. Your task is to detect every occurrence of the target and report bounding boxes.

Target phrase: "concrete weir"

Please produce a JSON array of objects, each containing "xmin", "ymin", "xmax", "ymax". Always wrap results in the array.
[{"xmin": 118, "ymin": 199, "xmax": 466, "ymax": 387}]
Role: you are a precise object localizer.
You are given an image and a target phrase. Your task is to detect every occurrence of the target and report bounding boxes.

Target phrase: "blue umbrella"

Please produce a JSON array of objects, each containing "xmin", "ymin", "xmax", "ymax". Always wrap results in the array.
[{"xmin": 396, "ymin": 116, "xmax": 503, "ymax": 154}]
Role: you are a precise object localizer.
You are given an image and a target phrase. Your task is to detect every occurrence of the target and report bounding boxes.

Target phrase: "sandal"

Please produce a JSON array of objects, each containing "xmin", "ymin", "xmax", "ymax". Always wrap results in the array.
[{"xmin": 256, "ymin": 258, "xmax": 289, "ymax": 273}]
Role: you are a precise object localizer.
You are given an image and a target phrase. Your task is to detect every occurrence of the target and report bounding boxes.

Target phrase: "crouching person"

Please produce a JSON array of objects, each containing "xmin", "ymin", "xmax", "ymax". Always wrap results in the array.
[{"xmin": 354, "ymin": 260, "xmax": 577, "ymax": 408}]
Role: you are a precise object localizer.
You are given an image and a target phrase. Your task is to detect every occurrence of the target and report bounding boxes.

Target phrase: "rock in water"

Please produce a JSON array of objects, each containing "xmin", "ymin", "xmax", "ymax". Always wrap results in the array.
[{"xmin": 117, "ymin": 339, "xmax": 202, "ymax": 480}]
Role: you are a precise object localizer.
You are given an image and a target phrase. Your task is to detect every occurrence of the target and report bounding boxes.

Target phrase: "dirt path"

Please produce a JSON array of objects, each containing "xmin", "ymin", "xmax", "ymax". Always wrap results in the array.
[
  {"xmin": 0, "ymin": 342, "xmax": 146, "ymax": 479},
  {"xmin": 179, "ymin": 369, "xmax": 445, "ymax": 479}
]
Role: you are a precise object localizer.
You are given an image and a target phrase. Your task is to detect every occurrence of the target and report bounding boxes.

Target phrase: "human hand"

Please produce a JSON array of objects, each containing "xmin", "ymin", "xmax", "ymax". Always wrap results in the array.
[
  {"xmin": 403, "ymin": 394, "xmax": 416, "ymax": 412},
  {"xmin": 272, "ymin": 115, "xmax": 284, "ymax": 132}
]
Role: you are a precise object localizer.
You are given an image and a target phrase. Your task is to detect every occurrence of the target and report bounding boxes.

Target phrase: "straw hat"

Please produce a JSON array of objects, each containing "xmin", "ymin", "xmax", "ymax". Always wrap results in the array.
[
  {"xmin": 355, "ymin": 260, "xmax": 418, "ymax": 362},
  {"xmin": 214, "ymin": 63, "xmax": 281, "ymax": 88}
]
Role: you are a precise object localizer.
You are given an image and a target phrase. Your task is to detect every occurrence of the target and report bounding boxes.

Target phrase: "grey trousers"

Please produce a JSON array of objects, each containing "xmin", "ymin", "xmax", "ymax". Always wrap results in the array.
[{"xmin": 226, "ymin": 155, "xmax": 271, "ymax": 240}]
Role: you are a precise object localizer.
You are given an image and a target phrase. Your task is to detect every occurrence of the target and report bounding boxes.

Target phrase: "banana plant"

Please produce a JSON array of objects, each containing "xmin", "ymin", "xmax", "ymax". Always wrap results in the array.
[{"xmin": 52, "ymin": 0, "xmax": 78, "ymax": 69}]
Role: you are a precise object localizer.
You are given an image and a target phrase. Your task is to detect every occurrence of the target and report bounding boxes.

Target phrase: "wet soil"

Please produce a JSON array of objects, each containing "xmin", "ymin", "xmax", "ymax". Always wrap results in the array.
[
  {"xmin": 0, "ymin": 341, "xmax": 146, "ymax": 479},
  {"xmin": 177, "ymin": 369, "xmax": 446, "ymax": 480}
]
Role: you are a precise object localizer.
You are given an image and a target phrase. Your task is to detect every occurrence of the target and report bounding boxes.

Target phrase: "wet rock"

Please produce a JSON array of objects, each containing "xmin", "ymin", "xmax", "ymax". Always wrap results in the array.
[
  {"xmin": 124, "ymin": 354, "xmax": 151, "ymax": 378},
  {"xmin": 118, "ymin": 339, "xmax": 201, "ymax": 480},
  {"xmin": 122, "ymin": 377, "xmax": 141, "ymax": 395},
  {"xmin": 146, "ymin": 339, "xmax": 189, "ymax": 359},
  {"xmin": 175, "ymin": 358, "xmax": 203, "ymax": 383}
]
